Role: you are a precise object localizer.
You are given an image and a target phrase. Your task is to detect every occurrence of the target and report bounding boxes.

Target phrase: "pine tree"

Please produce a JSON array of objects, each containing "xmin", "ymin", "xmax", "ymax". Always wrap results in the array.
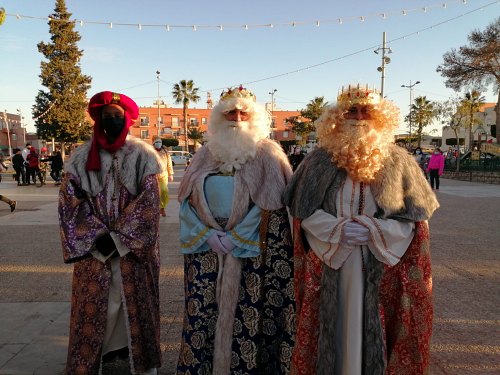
[{"xmin": 33, "ymin": 0, "xmax": 92, "ymax": 151}]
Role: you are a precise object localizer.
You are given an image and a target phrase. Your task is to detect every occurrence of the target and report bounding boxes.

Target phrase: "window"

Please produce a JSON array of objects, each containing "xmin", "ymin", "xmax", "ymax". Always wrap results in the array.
[
  {"xmin": 190, "ymin": 118, "xmax": 199, "ymax": 126},
  {"xmin": 140, "ymin": 117, "xmax": 149, "ymax": 126},
  {"xmin": 12, "ymin": 134, "xmax": 17, "ymax": 141},
  {"xmin": 159, "ymin": 116, "xmax": 163, "ymax": 124},
  {"xmin": 141, "ymin": 130, "xmax": 149, "ymax": 139},
  {"xmin": 202, "ymin": 117, "xmax": 207, "ymax": 125},
  {"xmin": 283, "ymin": 131, "xmax": 289, "ymax": 138},
  {"xmin": 172, "ymin": 117, "xmax": 179, "ymax": 127}
]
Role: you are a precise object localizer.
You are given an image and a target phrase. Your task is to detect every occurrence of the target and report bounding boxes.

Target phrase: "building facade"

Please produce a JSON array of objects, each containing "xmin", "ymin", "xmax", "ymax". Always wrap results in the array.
[{"xmin": 128, "ymin": 103, "xmax": 301, "ymax": 151}]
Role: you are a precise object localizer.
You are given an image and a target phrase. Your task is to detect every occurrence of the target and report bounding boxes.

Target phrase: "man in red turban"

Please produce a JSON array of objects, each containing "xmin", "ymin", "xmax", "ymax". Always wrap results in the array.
[{"xmin": 59, "ymin": 91, "xmax": 163, "ymax": 374}]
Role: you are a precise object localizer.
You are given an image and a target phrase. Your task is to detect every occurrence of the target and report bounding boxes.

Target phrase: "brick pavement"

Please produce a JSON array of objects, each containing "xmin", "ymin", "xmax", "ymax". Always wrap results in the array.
[{"xmin": 0, "ymin": 175, "xmax": 499, "ymax": 374}]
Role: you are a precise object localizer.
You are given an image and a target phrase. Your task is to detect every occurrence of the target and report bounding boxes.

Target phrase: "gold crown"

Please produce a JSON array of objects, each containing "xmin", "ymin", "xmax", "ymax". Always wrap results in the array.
[
  {"xmin": 220, "ymin": 85, "xmax": 256, "ymax": 102},
  {"xmin": 337, "ymin": 84, "xmax": 381, "ymax": 106}
]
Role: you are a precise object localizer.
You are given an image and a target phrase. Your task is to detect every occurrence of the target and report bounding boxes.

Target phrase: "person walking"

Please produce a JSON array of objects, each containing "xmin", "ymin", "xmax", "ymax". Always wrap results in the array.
[
  {"xmin": 59, "ymin": 91, "xmax": 163, "ymax": 375},
  {"xmin": 152, "ymin": 136, "xmax": 174, "ymax": 217},
  {"xmin": 21, "ymin": 143, "xmax": 32, "ymax": 185},
  {"xmin": 284, "ymin": 84, "xmax": 439, "ymax": 375},
  {"xmin": 0, "ymin": 194, "xmax": 16, "ymax": 212},
  {"xmin": 176, "ymin": 86, "xmax": 295, "ymax": 374},
  {"xmin": 12, "ymin": 148, "xmax": 26, "ymax": 186},
  {"xmin": 289, "ymin": 145, "xmax": 306, "ymax": 171},
  {"xmin": 413, "ymin": 146, "xmax": 428, "ymax": 180},
  {"xmin": 427, "ymin": 147, "xmax": 445, "ymax": 190}
]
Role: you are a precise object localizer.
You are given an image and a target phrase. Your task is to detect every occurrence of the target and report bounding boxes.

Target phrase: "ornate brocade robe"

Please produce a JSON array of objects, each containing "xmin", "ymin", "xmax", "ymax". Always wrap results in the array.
[
  {"xmin": 284, "ymin": 145, "xmax": 439, "ymax": 375},
  {"xmin": 60, "ymin": 137, "xmax": 163, "ymax": 375},
  {"xmin": 176, "ymin": 139, "xmax": 296, "ymax": 375}
]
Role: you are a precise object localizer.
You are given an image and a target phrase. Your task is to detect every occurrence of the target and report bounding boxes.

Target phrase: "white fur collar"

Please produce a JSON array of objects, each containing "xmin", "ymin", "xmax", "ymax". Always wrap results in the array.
[{"xmin": 65, "ymin": 136, "xmax": 162, "ymax": 196}]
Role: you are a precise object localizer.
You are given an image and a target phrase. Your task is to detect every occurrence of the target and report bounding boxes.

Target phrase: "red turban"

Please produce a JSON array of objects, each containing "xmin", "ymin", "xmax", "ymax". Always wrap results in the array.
[{"xmin": 86, "ymin": 91, "xmax": 139, "ymax": 171}]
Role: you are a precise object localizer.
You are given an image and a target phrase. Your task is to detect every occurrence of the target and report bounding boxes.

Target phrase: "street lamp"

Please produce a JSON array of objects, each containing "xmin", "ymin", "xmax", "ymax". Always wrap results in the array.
[
  {"xmin": 2, "ymin": 109, "xmax": 12, "ymax": 158},
  {"xmin": 401, "ymin": 80, "xmax": 421, "ymax": 146},
  {"xmin": 156, "ymin": 70, "xmax": 161, "ymax": 136},
  {"xmin": 374, "ymin": 31, "xmax": 392, "ymax": 97},
  {"xmin": 16, "ymin": 109, "xmax": 26, "ymax": 144},
  {"xmin": 269, "ymin": 89, "xmax": 277, "ymax": 138}
]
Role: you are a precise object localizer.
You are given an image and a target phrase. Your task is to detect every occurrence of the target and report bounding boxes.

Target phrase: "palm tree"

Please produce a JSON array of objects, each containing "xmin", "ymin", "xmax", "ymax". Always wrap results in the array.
[
  {"xmin": 291, "ymin": 96, "xmax": 327, "ymax": 144},
  {"xmin": 172, "ymin": 80, "xmax": 200, "ymax": 152},
  {"xmin": 408, "ymin": 96, "xmax": 437, "ymax": 147},
  {"xmin": 188, "ymin": 128, "xmax": 204, "ymax": 150},
  {"xmin": 460, "ymin": 90, "xmax": 485, "ymax": 151}
]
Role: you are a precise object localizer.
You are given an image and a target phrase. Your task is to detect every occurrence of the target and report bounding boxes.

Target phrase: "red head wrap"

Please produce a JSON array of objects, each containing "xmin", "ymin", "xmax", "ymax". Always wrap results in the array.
[{"xmin": 86, "ymin": 91, "xmax": 139, "ymax": 171}]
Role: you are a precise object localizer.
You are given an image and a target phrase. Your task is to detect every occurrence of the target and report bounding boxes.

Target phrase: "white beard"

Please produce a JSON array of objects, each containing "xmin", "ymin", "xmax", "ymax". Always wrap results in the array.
[{"xmin": 207, "ymin": 120, "xmax": 261, "ymax": 174}]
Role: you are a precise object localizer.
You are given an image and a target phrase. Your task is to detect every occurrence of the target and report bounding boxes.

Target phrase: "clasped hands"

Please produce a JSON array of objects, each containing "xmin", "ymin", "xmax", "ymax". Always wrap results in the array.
[
  {"xmin": 207, "ymin": 231, "xmax": 235, "ymax": 255},
  {"xmin": 341, "ymin": 221, "xmax": 370, "ymax": 246}
]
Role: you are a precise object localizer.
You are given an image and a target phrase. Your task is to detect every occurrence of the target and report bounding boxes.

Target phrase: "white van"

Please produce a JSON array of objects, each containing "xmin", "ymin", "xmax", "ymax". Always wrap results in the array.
[{"xmin": 169, "ymin": 151, "xmax": 193, "ymax": 166}]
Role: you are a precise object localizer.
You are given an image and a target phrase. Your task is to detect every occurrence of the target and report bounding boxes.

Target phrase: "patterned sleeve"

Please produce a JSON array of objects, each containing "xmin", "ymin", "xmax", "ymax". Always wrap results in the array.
[
  {"xmin": 111, "ymin": 174, "xmax": 160, "ymax": 260},
  {"xmin": 59, "ymin": 173, "xmax": 109, "ymax": 264}
]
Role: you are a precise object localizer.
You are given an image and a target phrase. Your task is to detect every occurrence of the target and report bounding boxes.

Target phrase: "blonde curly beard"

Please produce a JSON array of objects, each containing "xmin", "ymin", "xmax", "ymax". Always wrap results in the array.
[{"xmin": 321, "ymin": 119, "xmax": 392, "ymax": 182}]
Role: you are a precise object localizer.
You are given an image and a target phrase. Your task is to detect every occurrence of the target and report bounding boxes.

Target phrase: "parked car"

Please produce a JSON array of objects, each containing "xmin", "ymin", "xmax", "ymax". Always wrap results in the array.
[{"xmin": 169, "ymin": 151, "xmax": 193, "ymax": 166}]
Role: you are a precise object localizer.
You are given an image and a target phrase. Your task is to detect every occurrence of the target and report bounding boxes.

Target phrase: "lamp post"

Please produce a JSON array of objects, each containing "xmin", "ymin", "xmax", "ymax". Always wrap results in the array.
[
  {"xmin": 16, "ymin": 109, "xmax": 26, "ymax": 145},
  {"xmin": 401, "ymin": 80, "xmax": 421, "ymax": 146},
  {"xmin": 269, "ymin": 89, "xmax": 277, "ymax": 139},
  {"xmin": 374, "ymin": 32, "xmax": 392, "ymax": 97},
  {"xmin": 156, "ymin": 70, "xmax": 161, "ymax": 136},
  {"xmin": 2, "ymin": 109, "xmax": 12, "ymax": 158}
]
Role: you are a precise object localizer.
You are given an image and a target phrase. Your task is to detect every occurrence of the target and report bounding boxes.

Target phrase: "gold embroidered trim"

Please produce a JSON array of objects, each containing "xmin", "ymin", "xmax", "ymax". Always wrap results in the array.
[
  {"xmin": 111, "ymin": 93, "xmax": 121, "ymax": 104},
  {"xmin": 259, "ymin": 210, "xmax": 270, "ymax": 251},
  {"xmin": 231, "ymin": 228, "xmax": 260, "ymax": 247},
  {"xmin": 180, "ymin": 227, "xmax": 210, "ymax": 249}
]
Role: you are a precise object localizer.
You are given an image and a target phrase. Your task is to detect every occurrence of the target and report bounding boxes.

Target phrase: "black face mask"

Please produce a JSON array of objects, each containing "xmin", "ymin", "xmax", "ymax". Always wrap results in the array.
[{"xmin": 101, "ymin": 117, "xmax": 125, "ymax": 138}]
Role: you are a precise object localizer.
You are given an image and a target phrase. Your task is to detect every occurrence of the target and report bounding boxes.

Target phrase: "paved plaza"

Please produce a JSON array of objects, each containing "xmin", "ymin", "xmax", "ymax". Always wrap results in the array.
[{"xmin": 0, "ymin": 169, "xmax": 499, "ymax": 374}]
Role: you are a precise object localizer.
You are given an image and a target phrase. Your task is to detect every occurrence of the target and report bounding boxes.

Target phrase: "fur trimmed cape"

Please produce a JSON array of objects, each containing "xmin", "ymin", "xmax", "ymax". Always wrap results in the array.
[
  {"xmin": 178, "ymin": 138, "xmax": 292, "ymax": 230},
  {"xmin": 65, "ymin": 136, "xmax": 162, "ymax": 197},
  {"xmin": 284, "ymin": 144, "xmax": 439, "ymax": 221},
  {"xmin": 284, "ymin": 144, "xmax": 439, "ymax": 375}
]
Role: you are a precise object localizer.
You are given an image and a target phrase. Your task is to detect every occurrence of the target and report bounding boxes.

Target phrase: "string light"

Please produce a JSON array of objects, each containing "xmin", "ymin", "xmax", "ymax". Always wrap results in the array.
[{"xmin": 1, "ymin": 1, "xmax": 490, "ymax": 32}]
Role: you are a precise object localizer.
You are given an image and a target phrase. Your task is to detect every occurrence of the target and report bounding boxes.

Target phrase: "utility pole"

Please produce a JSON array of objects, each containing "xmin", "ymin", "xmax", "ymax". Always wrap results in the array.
[
  {"xmin": 3, "ymin": 110, "xmax": 12, "ymax": 158},
  {"xmin": 401, "ymin": 80, "xmax": 421, "ymax": 145},
  {"xmin": 269, "ymin": 89, "xmax": 277, "ymax": 139},
  {"xmin": 374, "ymin": 32, "xmax": 392, "ymax": 98},
  {"xmin": 156, "ymin": 70, "xmax": 161, "ymax": 136}
]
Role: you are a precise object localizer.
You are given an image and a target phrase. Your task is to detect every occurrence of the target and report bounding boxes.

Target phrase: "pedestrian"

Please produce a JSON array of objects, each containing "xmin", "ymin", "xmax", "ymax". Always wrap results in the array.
[
  {"xmin": 289, "ymin": 145, "xmax": 305, "ymax": 171},
  {"xmin": 152, "ymin": 136, "xmax": 174, "ymax": 217},
  {"xmin": 427, "ymin": 147, "xmax": 445, "ymax": 190},
  {"xmin": 176, "ymin": 85, "xmax": 295, "ymax": 374},
  {"xmin": 27, "ymin": 147, "xmax": 44, "ymax": 186},
  {"xmin": 413, "ymin": 146, "xmax": 428, "ymax": 180},
  {"xmin": 0, "ymin": 194, "xmax": 16, "ymax": 212},
  {"xmin": 42, "ymin": 149, "xmax": 64, "ymax": 185},
  {"xmin": 58, "ymin": 91, "xmax": 163, "ymax": 375},
  {"xmin": 21, "ymin": 143, "xmax": 31, "ymax": 185},
  {"xmin": 284, "ymin": 84, "xmax": 439, "ymax": 375},
  {"xmin": 12, "ymin": 148, "xmax": 26, "ymax": 186}
]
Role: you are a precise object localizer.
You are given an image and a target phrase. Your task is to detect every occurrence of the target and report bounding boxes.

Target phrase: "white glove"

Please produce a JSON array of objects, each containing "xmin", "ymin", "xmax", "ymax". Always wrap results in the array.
[
  {"xmin": 206, "ymin": 231, "xmax": 230, "ymax": 254},
  {"xmin": 342, "ymin": 221, "xmax": 370, "ymax": 246},
  {"xmin": 220, "ymin": 235, "xmax": 236, "ymax": 253}
]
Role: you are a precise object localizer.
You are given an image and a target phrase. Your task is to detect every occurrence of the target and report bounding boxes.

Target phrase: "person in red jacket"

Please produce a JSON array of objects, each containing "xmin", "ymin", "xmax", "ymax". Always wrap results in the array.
[
  {"xmin": 26, "ymin": 147, "xmax": 44, "ymax": 186},
  {"xmin": 426, "ymin": 147, "xmax": 445, "ymax": 190}
]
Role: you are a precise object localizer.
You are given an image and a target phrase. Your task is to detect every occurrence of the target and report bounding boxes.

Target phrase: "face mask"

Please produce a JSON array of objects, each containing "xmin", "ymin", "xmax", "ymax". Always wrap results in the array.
[
  {"xmin": 434, "ymin": 151, "xmax": 440, "ymax": 155},
  {"xmin": 101, "ymin": 117, "xmax": 124, "ymax": 138},
  {"xmin": 154, "ymin": 141, "xmax": 162, "ymax": 149},
  {"xmin": 416, "ymin": 150, "xmax": 421, "ymax": 154}
]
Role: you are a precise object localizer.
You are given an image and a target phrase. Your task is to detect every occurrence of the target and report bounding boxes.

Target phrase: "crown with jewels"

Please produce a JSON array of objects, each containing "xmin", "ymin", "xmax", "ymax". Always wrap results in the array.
[
  {"xmin": 220, "ymin": 85, "xmax": 256, "ymax": 102},
  {"xmin": 337, "ymin": 84, "xmax": 381, "ymax": 106}
]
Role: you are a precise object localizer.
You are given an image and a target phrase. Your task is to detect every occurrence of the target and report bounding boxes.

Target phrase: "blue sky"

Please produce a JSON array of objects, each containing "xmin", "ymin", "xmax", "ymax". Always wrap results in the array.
[{"xmin": 0, "ymin": 0, "xmax": 498, "ymax": 134}]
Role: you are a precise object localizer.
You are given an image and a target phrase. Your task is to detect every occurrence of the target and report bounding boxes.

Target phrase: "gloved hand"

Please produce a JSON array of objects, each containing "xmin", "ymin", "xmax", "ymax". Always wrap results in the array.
[
  {"xmin": 342, "ymin": 221, "xmax": 370, "ymax": 246},
  {"xmin": 206, "ymin": 231, "xmax": 230, "ymax": 255},
  {"xmin": 95, "ymin": 233, "xmax": 116, "ymax": 257},
  {"xmin": 70, "ymin": 179, "xmax": 87, "ymax": 200},
  {"xmin": 220, "ymin": 235, "xmax": 236, "ymax": 253}
]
